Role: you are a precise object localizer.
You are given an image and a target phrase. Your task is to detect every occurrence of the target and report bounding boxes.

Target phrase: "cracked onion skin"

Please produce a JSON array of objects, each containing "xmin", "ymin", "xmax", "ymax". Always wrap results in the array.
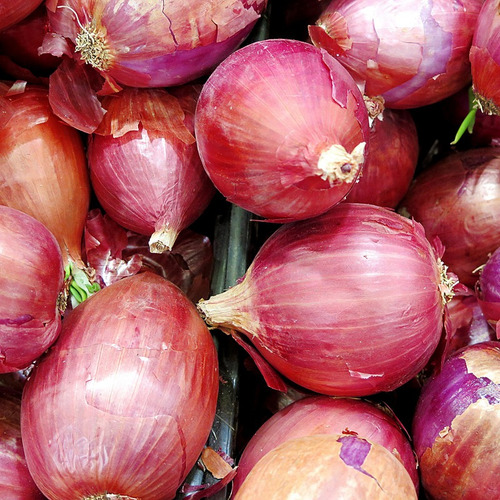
[
  {"xmin": 198, "ymin": 203, "xmax": 449, "ymax": 396},
  {"xmin": 412, "ymin": 341, "xmax": 500, "ymax": 500},
  {"xmin": 21, "ymin": 272, "xmax": 219, "ymax": 500}
]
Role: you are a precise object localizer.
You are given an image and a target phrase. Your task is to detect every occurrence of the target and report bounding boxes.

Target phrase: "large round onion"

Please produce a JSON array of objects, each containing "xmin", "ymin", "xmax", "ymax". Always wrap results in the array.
[
  {"xmin": 21, "ymin": 272, "xmax": 219, "ymax": 499},
  {"xmin": 476, "ymin": 247, "xmax": 500, "ymax": 331},
  {"xmin": 232, "ymin": 395, "xmax": 419, "ymax": 495},
  {"xmin": 0, "ymin": 0, "xmax": 42, "ymax": 32},
  {"xmin": 470, "ymin": 0, "xmax": 500, "ymax": 116},
  {"xmin": 88, "ymin": 85, "xmax": 215, "ymax": 253},
  {"xmin": 198, "ymin": 203, "xmax": 454, "ymax": 396},
  {"xmin": 412, "ymin": 341, "xmax": 500, "ymax": 499},
  {"xmin": 0, "ymin": 206, "xmax": 64, "ymax": 373},
  {"xmin": 233, "ymin": 434, "xmax": 417, "ymax": 499},
  {"xmin": 398, "ymin": 147, "xmax": 500, "ymax": 287},
  {"xmin": 308, "ymin": 0, "xmax": 483, "ymax": 109},
  {"xmin": 195, "ymin": 38, "xmax": 370, "ymax": 222}
]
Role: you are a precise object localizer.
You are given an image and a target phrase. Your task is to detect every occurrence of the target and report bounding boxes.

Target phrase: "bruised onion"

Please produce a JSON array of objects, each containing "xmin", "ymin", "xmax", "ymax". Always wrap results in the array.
[
  {"xmin": 399, "ymin": 147, "xmax": 500, "ymax": 287},
  {"xmin": 412, "ymin": 341, "xmax": 500, "ymax": 499},
  {"xmin": 195, "ymin": 38, "xmax": 370, "ymax": 222},
  {"xmin": 233, "ymin": 434, "xmax": 417, "ymax": 499},
  {"xmin": 21, "ymin": 272, "xmax": 219, "ymax": 500},
  {"xmin": 476, "ymin": 247, "xmax": 500, "ymax": 331},
  {"xmin": 88, "ymin": 85, "xmax": 215, "ymax": 253},
  {"xmin": 308, "ymin": 0, "xmax": 483, "ymax": 109},
  {"xmin": 232, "ymin": 395, "xmax": 419, "ymax": 495},
  {"xmin": 0, "ymin": 0, "xmax": 42, "ymax": 32},
  {"xmin": 198, "ymin": 203, "xmax": 455, "ymax": 396},
  {"xmin": 0, "ymin": 206, "xmax": 63, "ymax": 373}
]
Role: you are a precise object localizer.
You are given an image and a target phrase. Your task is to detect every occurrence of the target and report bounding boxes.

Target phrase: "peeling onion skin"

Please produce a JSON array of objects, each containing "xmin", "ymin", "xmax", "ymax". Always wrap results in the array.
[
  {"xmin": 398, "ymin": 147, "xmax": 500, "ymax": 288},
  {"xmin": 198, "ymin": 203, "xmax": 446, "ymax": 396},
  {"xmin": 0, "ymin": 206, "xmax": 63, "ymax": 374},
  {"xmin": 232, "ymin": 395, "xmax": 419, "ymax": 495},
  {"xmin": 21, "ymin": 272, "xmax": 219, "ymax": 500},
  {"xmin": 309, "ymin": 0, "xmax": 483, "ymax": 109},
  {"xmin": 233, "ymin": 434, "xmax": 417, "ymax": 500},
  {"xmin": 0, "ymin": 0, "xmax": 42, "ymax": 32},
  {"xmin": 195, "ymin": 38, "xmax": 370, "ymax": 222},
  {"xmin": 412, "ymin": 341, "xmax": 500, "ymax": 500}
]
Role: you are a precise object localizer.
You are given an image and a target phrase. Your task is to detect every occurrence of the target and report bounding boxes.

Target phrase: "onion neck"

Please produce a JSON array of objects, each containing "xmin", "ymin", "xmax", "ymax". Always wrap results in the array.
[
  {"xmin": 75, "ymin": 22, "xmax": 111, "ymax": 71},
  {"xmin": 316, "ymin": 142, "xmax": 365, "ymax": 186},
  {"xmin": 149, "ymin": 226, "xmax": 179, "ymax": 254},
  {"xmin": 438, "ymin": 259, "xmax": 459, "ymax": 305},
  {"xmin": 473, "ymin": 89, "xmax": 499, "ymax": 116}
]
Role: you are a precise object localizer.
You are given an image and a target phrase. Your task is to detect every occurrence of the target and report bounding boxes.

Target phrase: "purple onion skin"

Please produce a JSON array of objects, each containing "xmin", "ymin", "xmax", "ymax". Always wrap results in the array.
[
  {"xmin": 412, "ymin": 341, "xmax": 500, "ymax": 499},
  {"xmin": 479, "ymin": 247, "xmax": 500, "ymax": 303}
]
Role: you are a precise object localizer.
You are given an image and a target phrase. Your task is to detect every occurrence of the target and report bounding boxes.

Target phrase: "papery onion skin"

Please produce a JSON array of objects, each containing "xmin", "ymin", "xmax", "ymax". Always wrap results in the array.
[
  {"xmin": 470, "ymin": 0, "xmax": 500, "ymax": 115},
  {"xmin": 232, "ymin": 395, "xmax": 419, "ymax": 495},
  {"xmin": 344, "ymin": 108, "xmax": 418, "ymax": 207},
  {"xmin": 45, "ymin": 0, "xmax": 268, "ymax": 88},
  {"xmin": 0, "ymin": 84, "xmax": 90, "ymax": 268},
  {"xmin": 477, "ymin": 247, "xmax": 500, "ymax": 329},
  {"xmin": 195, "ymin": 38, "xmax": 370, "ymax": 222},
  {"xmin": 309, "ymin": 0, "xmax": 483, "ymax": 109},
  {"xmin": 233, "ymin": 434, "xmax": 417, "ymax": 500},
  {"xmin": 198, "ymin": 203, "xmax": 447, "ymax": 396},
  {"xmin": 0, "ymin": 206, "xmax": 63, "ymax": 373},
  {"xmin": 0, "ymin": 0, "xmax": 42, "ymax": 32},
  {"xmin": 0, "ymin": 387, "xmax": 44, "ymax": 499},
  {"xmin": 88, "ymin": 85, "xmax": 215, "ymax": 253},
  {"xmin": 412, "ymin": 341, "xmax": 500, "ymax": 500},
  {"xmin": 21, "ymin": 272, "xmax": 219, "ymax": 500},
  {"xmin": 398, "ymin": 147, "xmax": 500, "ymax": 288}
]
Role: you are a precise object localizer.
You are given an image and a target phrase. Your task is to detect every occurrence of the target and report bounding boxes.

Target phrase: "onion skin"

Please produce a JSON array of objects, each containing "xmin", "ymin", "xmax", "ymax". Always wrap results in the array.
[
  {"xmin": 0, "ymin": 206, "xmax": 63, "ymax": 373},
  {"xmin": 398, "ymin": 147, "xmax": 500, "ymax": 288},
  {"xmin": 309, "ymin": 0, "xmax": 483, "ymax": 109},
  {"xmin": 232, "ymin": 395, "xmax": 419, "ymax": 495},
  {"xmin": 344, "ymin": 108, "xmax": 418, "ymax": 208},
  {"xmin": 195, "ymin": 38, "xmax": 370, "ymax": 222},
  {"xmin": 198, "ymin": 203, "xmax": 448, "ymax": 396},
  {"xmin": 470, "ymin": 0, "xmax": 500, "ymax": 115},
  {"xmin": 88, "ymin": 85, "xmax": 215, "ymax": 253},
  {"xmin": 412, "ymin": 341, "xmax": 500, "ymax": 499},
  {"xmin": 477, "ymin": 247, "xmax": 500, "ymax": 330},
  {"xmin": 0, "ymin": 0, "xmax": 42, "ymax": 32},
  {"xmin": 233, "ymin": 434, "xmax": 417, "ymax": 499},
  {"xmin": 21, "ymin": 272, "xmax": 219, "ymax": 500},
  {"xmin": 0, "ymin": 84, "xmax": 90, "ymax": 268}
]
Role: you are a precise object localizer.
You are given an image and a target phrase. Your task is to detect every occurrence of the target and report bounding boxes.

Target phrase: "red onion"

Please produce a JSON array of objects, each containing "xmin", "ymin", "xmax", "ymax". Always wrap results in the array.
[
  {"xmin": 233, "ymin": 434, "xmax": 417, "ymax": 499},
  {"xmin": 0, "ymin": 206, "xmax": 64, "ymax": 373},
  {"xmin": 412, "ymin": 341, "xmax": 500, "ymax": 499},
  {"xmin": 195, "ymin": 38, "xmax": 370, "ymax": 222},
  {"xmin": 344, "ymin": 108, "xmax": 419, "ymax": 208},
  {"xmin": 0, "ymin": 387, "xmax": 44, "ymax": 499},
  {"xmin": 470, "ymin": 0, "xmax": 500, "ymax": 116},
  {"xmin": 477, "ymin": 247, "xmax": 500, "ymax": 331},
  {"xmin": 21, "ymin": 272, "xmax": 219, "ymax": 500},
  {"xmin": 398, "ymin": 147, "xmax": 500, "ymax": 287},
  {"xmin": 0, "ymin": 0, "xmax": 42, "ymax": 32},
  {"xmin": 198, "ymin": 203, "xmax": 456, "ymax": 396},
  {"xmin": 88, "ymin": 85, "xmax": 215, "ymax": 253},
  {"xmin": 232, "ymin": 395, "xmax": 419, "ymax": 495},
  {"xmin": 308, "ymin": 0, "xmax": 483, "ymax": 109}
]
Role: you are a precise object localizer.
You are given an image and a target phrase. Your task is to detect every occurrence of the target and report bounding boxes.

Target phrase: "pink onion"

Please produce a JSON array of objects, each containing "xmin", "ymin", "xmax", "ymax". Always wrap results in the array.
[
  {"xmin": 232, "ymin": 395, "xmax": 419, "ymax": 495},
  {"xmin": 476, "ymin": 247, "xmax": 500, "ymax": 332},
  {"xmin": 195, "ymin": 38, "xmax": 370, "ymax": 222},
  {"xmin": 0, "ymin": 0, "xmax": 42, "ymax": 32},
  {"xmin": 233, "ymin": 434, "xmax": 417, "ymax": 499},
  {"xmin": 398, "ymin": 147, "xmax": 500, "ymax": 287},
  {"xmin": 412, "ymin": 341, "xmax": 500, "ymax": 499},
  {"xmin": 0, "ymin": 387, "xmax": 44, "ymax": 499},
  {"xmin": 21, "ymin": 272, "xmax": 219, "ymax": 500},
  {"xmin": 470, "ymin": 0, "xmax": 500, "ymax": 116},
  {"xmin": 344, "ymin": 108, "xmax": 418, "ymax": 207},
  {"xmin": 198, "ymin": 203, "xmax": 455, "ymax": 396},
  {"xmin": 0, "ymin": 206, "xmax": 64, "ymax": 373},
  {"xmin": 308, "ymin": 0, "xmax": 483, "ymax": 109},
  {"xmin": 88, "ymin": 85, "xmax": 215, "ymax": 253}
]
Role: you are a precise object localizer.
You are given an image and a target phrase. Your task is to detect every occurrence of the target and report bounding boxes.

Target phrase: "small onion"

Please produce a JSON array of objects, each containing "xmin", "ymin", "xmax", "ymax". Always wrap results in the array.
[
  {"xmin": 0, "ymin": 0, "xmax": 42, "ymax": 32},
  {"xmin": 308, "ymin": 0, "xmax": 483, "ymax": 109},
  {"xmin": 88, "ymin": 85, "xmax": 215, "ymax": 253},
  {"xmin": 233, "ymin": 434, "xmax": 417, "ymax": 499},
  {"xmin": 398, "ymin": 147, "xmax": 500, "ymax": 287},
  {"xmin": 0, "ymin": 206, "xmax": 63, "ymax": 373},
  {"xmin": 195, "ymin": 38, "xmax": 370, "ymax": 222},
  {"xmin": 198, "ymin": 203, "xmax": 454, "ymax": 396},
  {"xmin": 232, "ymin": 395, "xmax": 419, "ymax": 495},
  {"xmin": 476, "ymin": 247, "xmax": 500, "ymax": 331},
  {"xmin": 21, "ymin": 272, "xmax": 219, "ymax": 500},
  {"xmin": 344, "ymin": 108, "xmax": 419, "ymax": 208},
  {"xmin": 412, "ymin": 341, "xmax": 500, "ymax": 499}
]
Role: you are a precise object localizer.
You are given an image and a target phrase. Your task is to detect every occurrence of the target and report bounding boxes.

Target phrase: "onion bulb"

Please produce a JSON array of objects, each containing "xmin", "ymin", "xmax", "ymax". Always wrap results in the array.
[
  {"xmin": 476, "ymin": 247, "xmax": 500, "ymax": 332},
  {"xmin": 0, "ymin": 0, "xmax": 42, "ymax": 32}
]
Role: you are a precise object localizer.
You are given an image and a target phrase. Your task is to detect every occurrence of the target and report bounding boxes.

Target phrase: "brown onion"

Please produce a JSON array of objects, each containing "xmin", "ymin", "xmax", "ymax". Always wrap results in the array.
[{"xmin": 21, "ymin": 272, "xmax": 219, "ymax": 499}]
